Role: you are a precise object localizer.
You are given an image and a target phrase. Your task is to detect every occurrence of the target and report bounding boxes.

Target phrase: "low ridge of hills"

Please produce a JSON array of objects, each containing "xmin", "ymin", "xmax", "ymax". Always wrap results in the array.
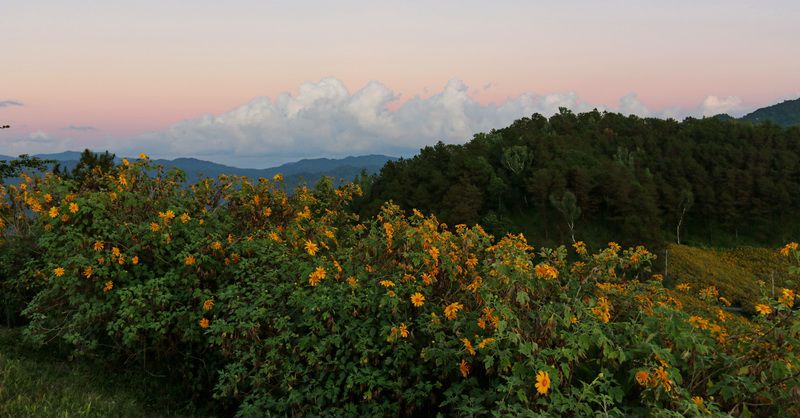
[
  {"xmin": 0, "ymin": 153, "xmax": 397, "ymax": 189},
  {"xmin": 714, "ymin": 97, "xmax": 800, "ymax": 127}
]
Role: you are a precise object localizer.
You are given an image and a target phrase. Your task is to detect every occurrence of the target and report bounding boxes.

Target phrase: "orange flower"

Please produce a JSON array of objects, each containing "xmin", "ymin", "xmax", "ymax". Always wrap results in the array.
[
  {"xmin": 462, "ymin": 338, "xmax": 476, "ymax": 356},
  {"xmin": 755, "ymin": 304, "xmax": 772, "ymax": 315},
  {"xmin": 399, "ymin": 323, "xmax": 408, "ymax": 338},
  {"xmin": 308, "ymin": 266, "xmax": 326, "ymax": 286},
  {"xmin": 535, "ymin": 370, "xmax": 551, "ymax": 395},
  {"xmin": 211, "ymin": 241, "xmax": 223, "ymax": 250},
  {"xmin": 444, "ymin": 302, "xmax": 464, "ymax": 320},
  {"xmin": 304, "ymin": 240, "xmax": 319, "ymax": 256},
  {"xmin": 635, "ymin": 370, "xmax": 650, "ymax": 386},
  {"xmin": 82, "ymin": 266, "xmax": 93, "ymax": 279},
  {"xmin": 459, "ymin": 359, "xmax": 470, "ymax": 378},
  {"xmin": 132, "ymin": 256, "xmax": 139, "ymax": 265},
  {"xmin": 199, "ymin": 318, "xmax": 209, "ymax": 329},
  {"xmin": 379, "ymin": 280, "xmax": 395, "ymax": 288},
  {"xmin": 180, "ymin": 212, "xmax": 191, "ymax": 223},
  {"xmin": 53, "ymin": 267, "xmax": 65, "ymax": 277},
  {"xmin": 203, "ymin": 299, "xmax": 214, "ymax": 311},
  {"xmin": 534, "ymin": 263, "xmax": 559, "ymax": 280},
  {"xmin": 93, "ymin": 241, "xmax": 104, "ymax": 251},
  {"xmin": 150, "ymin": 222, "xmax": 160, "ymax": 232},
  {"xmin": 573, "ymin": 241, "xmax": 587, "ymax": 254},
  {"xmin": 48, "ymin": 206, "xmax": 59, "ymax": 218},
  {"xmin": 477, "ymin": 338, "xmax": 495, "ymax": 349},
  {"xmin": 410, "ymin": 292, "xmax": 425, "ymax": 307},
  {"xmin": 185, "ymin": 255, "xmax": 196, "ymax": 266},
  {"xmin": 68, "ymin": 202, "xmax": 79, "ymax": 214},
  {"xmin": 676, "ymin": 283, "xmax": 691, "ymax": 291},
  {"xmin": 103, "ymin": 280, "xmax": 113, "ymax": 293}
]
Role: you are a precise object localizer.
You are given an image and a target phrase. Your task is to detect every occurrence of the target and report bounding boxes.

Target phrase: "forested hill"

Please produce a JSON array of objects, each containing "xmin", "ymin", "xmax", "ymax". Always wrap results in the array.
[
  {"xmin": 739, "ymin": 97, "xmax": 800, "ymax": 127},
  {"xmin": 355, "ymin": 109, "xmax": 800, "ymax": 249}
]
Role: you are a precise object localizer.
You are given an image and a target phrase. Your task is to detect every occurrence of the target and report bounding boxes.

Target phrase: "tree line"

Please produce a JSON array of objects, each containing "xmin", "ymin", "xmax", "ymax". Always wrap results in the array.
[{"xmin": 354, "ymin": 109, "xmax": 800, "ymax": 250}]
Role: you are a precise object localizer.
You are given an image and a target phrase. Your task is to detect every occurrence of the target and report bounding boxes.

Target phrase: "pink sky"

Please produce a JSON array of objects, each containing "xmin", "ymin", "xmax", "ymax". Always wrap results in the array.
[{"xmin": 2, "ymin": 1, "xmax": 799, "ymax": 164}]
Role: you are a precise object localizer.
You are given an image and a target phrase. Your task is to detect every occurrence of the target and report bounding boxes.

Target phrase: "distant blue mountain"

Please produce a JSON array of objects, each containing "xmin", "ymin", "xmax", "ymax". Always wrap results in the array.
[{"xmin": 0, "ymin": 152, "xmax": 397, "ymax": 189}]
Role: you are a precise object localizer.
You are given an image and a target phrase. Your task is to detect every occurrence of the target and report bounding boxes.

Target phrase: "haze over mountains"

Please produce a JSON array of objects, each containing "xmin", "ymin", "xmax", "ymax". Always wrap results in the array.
[{"xmin": 0, "ymin": 152, "xmax": 396, "ymax": 189}]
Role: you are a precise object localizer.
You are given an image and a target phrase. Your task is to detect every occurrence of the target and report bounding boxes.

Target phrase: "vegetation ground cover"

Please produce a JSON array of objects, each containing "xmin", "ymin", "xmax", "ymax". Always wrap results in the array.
[{"xmin": 1, "ymin": 153, "xmax": 798, "ymax": 416}]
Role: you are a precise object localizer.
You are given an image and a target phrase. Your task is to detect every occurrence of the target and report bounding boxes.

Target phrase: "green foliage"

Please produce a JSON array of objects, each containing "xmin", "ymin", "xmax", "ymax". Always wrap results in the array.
[
  {"xmin": 0, "ymin": 327, "xmax": 202, "ymax": 417},
  {"xmin": 0, "ymin": 154, "xmax": 53, "ymax": 183},
  {"xmin": 357, "ymin": 111, "xmax": 800, "ymax": 250},
  {"xmin": 2, "ymin": 161, "xmax": 799, "ymax": 416},
  {"xmin": 739, "ymin": 97, "xmax": 800, "ymax": 127},
  {"xmin": 667, "ymin": 244, "xmax": 794, "ymax": 312}
]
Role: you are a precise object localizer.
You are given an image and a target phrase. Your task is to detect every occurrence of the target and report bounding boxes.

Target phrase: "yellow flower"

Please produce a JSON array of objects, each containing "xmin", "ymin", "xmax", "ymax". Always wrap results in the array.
[
  {"xmin": 111, "ymin": 247, "xmax": 121, "ymax": 257},
  {"xmin": 428, "ymin": 247, "xmax": 440, "ymax": 260},
  {"xmin": 379, "ymin": 280, "xmax": 395, "ymax": 288},
  {"xmin": 692, "ymin": 396, "xmax": 704, "ymax": 407},
  {"xmin": 779, "ymin": 288, "xmax": 795, "ymax": 308},
  {"xmin": 304, "ymin": 240, "xmax": 319, "ymax": 256},
  {"xmin": 535, "ymin": 370, "xmax": 551, "ymax": 395},
  {"xmin": 49, "ymin": 206, "xmax": 59, "ymax": 218},
  {"xmin": 203, "ymin": 299, "xmax": 214, "ymax": 311},
  {"xmin": 465, "ymin": 257, "xmax": 479, "ymax": 269},
  {"xmin": 273, "ymin": 173, "xmax": 283, "ymax": 182},
  {"xmin": 346, "ymin": 276, "xmax": 358, "ymax": 287},
  {"xmin": 780, "ymin": 242, "xmax": 798, "ymax": 256},
  {"xmin": 132, "ymin": 256, "xmax": 139, "ymax": 265},
  {"xmin": 573, "ymin": 241, "xmax": 587, "ymax": 254},
  {"xmin": 211, "ymin": 241, "xmax": 223, "ymax": 250},
  {"xmin": 462, "ymin": 338, "xmax": 476, "ymax": 356},
  {"xmin": 69, "ymin": 202, "xmax": 79, "ymax": 214},
  {"xmin": 150, "ymin": 222, "xmax": 160, "ymax": 232},
  {"xmin": 185, "ymin": 255, "xmax": 196, "ymax": 266},
  {"xmin": 53, "ymin": 267, "xmax": 65, "ymax": 277},
  {"xmin": 94, "ymin": 241, "xmax": 104, "ymax": 251},
  {"xmin": 268, "ymin": 232, "xmax": 280, "ymax": 242},
  {"xmin": 608, "ymin": 242, "xmax": 621, "ymax": 253},
  {"xmin": 444, "ymin": 302, "xmax": 464, "ymax": 320},
  {"xmin": 534, "ymin": 263, "xmax": 559, "ymax": 280},
  {"xmin": 676, "ymin": 283, "xmax": 691, "ymax": 291},
  {"xmin": 459, "ymin": 359, "xmax": 470, "ymax": 378},
  {"xmin": 180, "ymin": 212, "xmax": 191, "ymax": 224},
  {"xmin": 43, "ymin": 193, "xmax": 53, "ymax": 203},
  {"xmin": 635, "ymin": 370, "xmax": 650, "ymax": 386},
  {"xmin": 83, "ymin": 266, "xmax": 93, "ymax": 278},
  {"xmin": 410, "ymin": 292, "xmax": 425, "ymax": 307},
  {"xmin": 263, "ymin": 207, "xmax": 272, "ymax": 217},
  {"xmin": 122, "ymin": 158, "xmax": 130, "ymax": 166},
  {"xmin": 477, "ymin": 338, "xmax": 495, "ymax": 349},
  {"xmin": 308, "ymin": 266, "xmax": 326, "ymax": 286},
  {"xmin": 199, "ymin": 318, "xmax": 209, "ymax": 329},
  {"xmin": 103, "ymin": 280, "xmax": 113, "ymax": 293},
  {"xmin": 139, "ymin": 152, "xmax": 149, "ymax": 159},
  {"xmin": 755, "ymin": 304, "xmax": 772, "ymax": 315},
  {"xmin": 159, "ymin": 210, "xmax": 175, "ymax": 221},
  {"xmin": 399, "ymin": 323, "xmax": 408, "ymax": 338}
]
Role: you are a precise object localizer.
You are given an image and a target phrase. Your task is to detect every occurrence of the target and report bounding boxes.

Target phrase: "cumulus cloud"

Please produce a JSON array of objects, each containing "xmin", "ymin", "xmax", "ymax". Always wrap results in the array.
[
  {"xmin": 0, "ymin": 100, "xmax": 23, "ymax": 107},
  {"xmin": 2, "ymin": 78, "xmax": 764, "ymax": 166},
  {"xmin": 64, "ymin": 125, "xmax": 97, "ymax": 132},
  {"xmin": 699, "ymin": 95, "xmax": 743, "ymax": 117},
  {"xmin": 130, "ymin": 78, "xmax": 594, "ymax": 162}
]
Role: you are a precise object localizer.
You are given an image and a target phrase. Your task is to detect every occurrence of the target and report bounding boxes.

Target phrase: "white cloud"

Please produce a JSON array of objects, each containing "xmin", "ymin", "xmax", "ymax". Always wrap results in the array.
[
  {"xmin": 0, "ymin": 78, "xmax": 773, "ymax": 166},
  {"xmin": 699, "ymin": 95, "xmax": 743, "ymax": 116},
  {"xmin": 128, "ymin": 78, "xmax": 596, "ymax": 164}
]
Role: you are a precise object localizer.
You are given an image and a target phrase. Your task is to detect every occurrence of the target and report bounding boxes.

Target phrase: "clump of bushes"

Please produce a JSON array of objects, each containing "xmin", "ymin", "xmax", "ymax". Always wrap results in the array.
[{"xmin": 1, "ymin": 157, "xmax": 799, "ymax": 416}]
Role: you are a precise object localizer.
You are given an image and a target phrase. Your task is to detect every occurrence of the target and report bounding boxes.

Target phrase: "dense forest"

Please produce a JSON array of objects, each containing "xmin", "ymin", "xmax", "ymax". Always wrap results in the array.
[{"xmin": 356, "ymin": 109, "xmax": 800, "ymax": 250}]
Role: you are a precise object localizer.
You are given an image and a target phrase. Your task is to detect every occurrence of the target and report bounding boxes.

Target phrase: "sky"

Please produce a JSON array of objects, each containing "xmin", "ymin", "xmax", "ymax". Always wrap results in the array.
[{"xmin": 1, "ymin": 0, "xmax": 799, "ymax": 167}]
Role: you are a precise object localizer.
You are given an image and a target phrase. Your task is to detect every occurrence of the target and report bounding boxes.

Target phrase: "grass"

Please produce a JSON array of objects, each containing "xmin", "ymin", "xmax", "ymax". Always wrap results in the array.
[
  {"xmin": 0, "ymin": 327, "xmax": 207, "ymax": 418},
  {"xmin": 665, "ymin": 244, "xmax": 796, "ymax": 312}
]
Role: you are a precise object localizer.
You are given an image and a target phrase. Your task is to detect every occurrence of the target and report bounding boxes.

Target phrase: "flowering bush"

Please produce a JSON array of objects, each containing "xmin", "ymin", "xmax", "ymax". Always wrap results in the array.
[{"xmin": 1, "ymin": 159, "xmax": 799, "ymax": 416}]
